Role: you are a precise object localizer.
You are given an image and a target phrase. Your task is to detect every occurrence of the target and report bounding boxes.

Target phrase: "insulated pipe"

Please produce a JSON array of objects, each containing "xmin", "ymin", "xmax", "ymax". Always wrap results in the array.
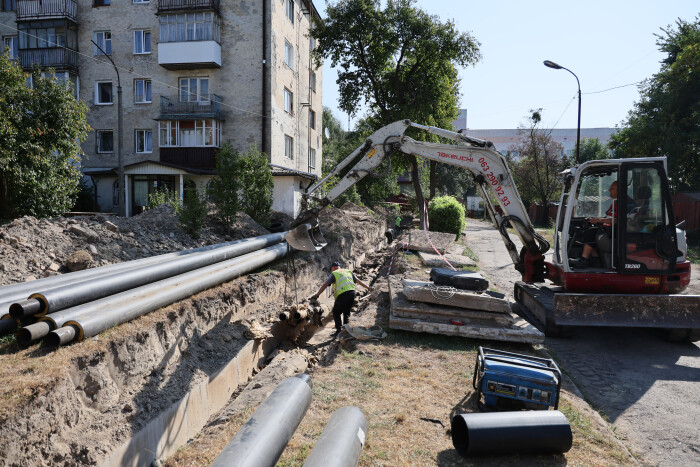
[
  {"xmin": 10, "ymin": 232, "xmax": 287, "ymax": 319},
  {"xmin": 293, "ymin": 308, "xmax": 309, "ymax": 320},
  {"xmin": 279, "ymin": 311, "xmax": 291, "ymax": 321},
  {"xmin": 303, "ymin": 406, "xmax": 368, "ymax": 467},
  {"xmin": 210, "ymin": 374, "xmax": 312, "ymax": 467},
  {"xmin": 451, "ymin": 410, "xmax": 572, "ymax": 456},
  {"xmin": 45, "ymin": 244, "xmax": 288, "ymax": 346},
  {"xmin": 16, "ymin": 321, "xmax": 52, "ymax": 345},
  {"xmin": 0, "ymin": 317, "xmax": 17, "ymax": 336}
]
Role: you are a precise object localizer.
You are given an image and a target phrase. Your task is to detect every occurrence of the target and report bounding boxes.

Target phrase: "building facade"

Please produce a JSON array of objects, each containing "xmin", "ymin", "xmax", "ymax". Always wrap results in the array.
[{"xmin": 1, "ymin": 0, "xmax": 322, "ymax": 217}]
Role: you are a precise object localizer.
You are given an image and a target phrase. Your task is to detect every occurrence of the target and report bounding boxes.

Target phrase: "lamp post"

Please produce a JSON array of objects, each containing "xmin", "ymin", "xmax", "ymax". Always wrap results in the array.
[
  {"xmin": 92, "ymin": 40, "xmax": 125, "ymax": 217},
  {"xmin": 544, "ymin": 60, "xmax": 581, "ymax": 164}
]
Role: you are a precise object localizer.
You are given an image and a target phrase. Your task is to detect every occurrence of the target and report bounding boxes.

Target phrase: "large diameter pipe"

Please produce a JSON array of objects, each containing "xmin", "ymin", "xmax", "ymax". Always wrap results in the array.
[
  {"xmin": 45, "ymin": 243, "xmax": 288, "ymax": 346},
  {"xmin": 11, "ymin": 232, "xmax": 287, "ymax": 319},
  {"xmin": 0, "ymin": 317, "xmax": 17, "ymax": 336},
  {"xmin": 303, "ymin": 406, "xmax": 368, "ymax": 467},
  {"xmin": 451, "ymin": 410, "xmax": 572, "ymax": 456},
  {"xmin": 211, "ymin": 374, "xmax": 312, "ymax": 467}
]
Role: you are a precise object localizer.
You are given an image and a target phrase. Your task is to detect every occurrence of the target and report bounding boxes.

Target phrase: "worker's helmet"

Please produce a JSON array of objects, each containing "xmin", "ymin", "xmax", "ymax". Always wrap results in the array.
[{"xmin": 331, "ymin": 261, "xmax": 341, "ymax": 268}]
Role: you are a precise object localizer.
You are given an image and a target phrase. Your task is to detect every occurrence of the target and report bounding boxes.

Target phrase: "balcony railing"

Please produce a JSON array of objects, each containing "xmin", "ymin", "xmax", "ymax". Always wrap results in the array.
[
  {"xmin": 19, "ymin": 47, "xmax": 78, "ymax": 72},
  {"xmin": 16, "ymin": 0, "xmax": 77, "ymax": 22},
  {"xmin": 157, "ymin": 0, "xmax": 219, "ymax": 14},
  {"xmin": 160, "ymin": 147, "xmax": 217, "ymax": 170},
  {"xmin": 159, "ymin": 94, "xmax": 223, "ymax": 120}
]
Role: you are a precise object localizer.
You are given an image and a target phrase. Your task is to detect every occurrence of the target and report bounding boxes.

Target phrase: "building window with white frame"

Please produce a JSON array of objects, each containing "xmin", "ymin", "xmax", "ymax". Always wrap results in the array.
[
  {"xmin": 179, "ymin": 77, "xmax": 209, "ymax": 102},
  {"xmin": 133, "ymin": 30, "xmax": 151, "ymax": 54},
  {"xmin": 135, "ymin": 129, "xmax": 152, "ymax": 153},
  {"xmin": 284, "ymin": 40, "xmax": 294, "ymax": 69},
  {"xmin": 284, "ymin": 88, "xmax": 293, "ymax": 115},
  {"xmin": 309, "ymin": 70, "xmax": 316, "ymax": 92},
  {"xmin": 286, "ymin": 0, "xmax": 294, "ymax": 24},
  {"xmin": 285, "ymin": 135, "xmax": 293, "ymax": 159},
  {"xmin": 95, "ymin": 81, "xmax": 113, "ymax": 104},
  {"xmin": 3, "ymin": 36, "xmax": 18, "ymax": 59},
  {"xmin": 158, "ymin": 120, "xmax": 220, "ymax": 147},
  {"xmin": 132, "ymin": 0, "xmax": 148, "ymax": 4},
  {"xmin": 159, "ymin": 13, "xmax": 220, "ymax": 43},
  {"xmin": 309, "ymin": 109, "xmax": 316, "ymax": 130},
  {"xmin": 93, "ymin": 31, "xmax": 111, "ymax": 55},
  {"xmin": 96, "ymin": 130, "xmax": 114, "ymax": 153},
  {"xmin": 134, "ymin": 79, "xmax": 151, "ymax": 103},
  {"xmin": 308, "ymin": 147, "xmax": 316, "ymax": 168}
]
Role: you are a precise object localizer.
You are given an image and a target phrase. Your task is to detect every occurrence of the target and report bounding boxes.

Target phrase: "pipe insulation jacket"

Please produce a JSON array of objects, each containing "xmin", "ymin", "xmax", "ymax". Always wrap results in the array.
[
  {"xmin": 0, "ymin": 235, "xmax": 265, "ymax": 315},
  {"xmin": 10, "ymin": 232, "xmax": 287, "ymax": 319},
  {"xmin": 211, "ymin": 374, "xmax": 312, "ymax": 467},
  {"xmin": 451, "ymin": 410, "xmax": 572, "ymax": 456},
  {"xmin": 44, "ymin": 243, "xmax": 288, "ymax": 346},
  {"xmin": 303, "ymin": 406, "xmax": 368, "ymax": 467}
]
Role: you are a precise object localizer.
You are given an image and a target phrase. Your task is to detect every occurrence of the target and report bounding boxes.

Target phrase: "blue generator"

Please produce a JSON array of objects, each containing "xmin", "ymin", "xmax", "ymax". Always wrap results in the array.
[{"xmin": 472, "ymin": 346, "xmax": 562, "ymax": 410}]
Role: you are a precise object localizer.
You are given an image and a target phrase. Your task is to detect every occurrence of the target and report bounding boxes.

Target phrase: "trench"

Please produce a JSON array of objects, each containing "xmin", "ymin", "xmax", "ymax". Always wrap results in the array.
[{"xmin": 0, "ymin": 207, "xmax": 389, "ymax": 466}]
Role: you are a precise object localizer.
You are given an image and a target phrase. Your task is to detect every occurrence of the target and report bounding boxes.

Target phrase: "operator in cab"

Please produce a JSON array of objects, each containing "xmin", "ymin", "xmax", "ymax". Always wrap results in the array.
[
  {"xmin": 309, "ymin": 261, "xmax": 372, "ymax": 337},
  {"xmin": 571, "ymin": 181, "xmax": 618, "ymax": 268}
]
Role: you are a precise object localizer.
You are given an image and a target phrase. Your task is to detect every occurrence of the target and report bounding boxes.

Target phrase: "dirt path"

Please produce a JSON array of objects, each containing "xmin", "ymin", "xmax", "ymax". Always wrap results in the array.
[{"xmin": 463, "ymin": 219, "xmax": 700, "ymax": 465}]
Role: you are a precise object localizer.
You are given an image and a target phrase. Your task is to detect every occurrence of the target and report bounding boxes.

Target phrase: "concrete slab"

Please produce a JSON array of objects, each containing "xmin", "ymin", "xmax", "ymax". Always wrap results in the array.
[
  {"xmin": 402, "ymin": 278, "xmax": 510, "ymax": 313},
  {"xmin": 406, "ymin": 230, "xmax": 456, "ymax": 254},
  {"xmin": 416, "ymin": 251, "xmax": 477, "ymax": 268}
]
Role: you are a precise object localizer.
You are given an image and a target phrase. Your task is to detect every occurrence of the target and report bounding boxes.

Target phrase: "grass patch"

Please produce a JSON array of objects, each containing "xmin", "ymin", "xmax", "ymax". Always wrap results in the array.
[{"xmin": 686, "ymin": 231, "xmax": 699, "ymax": 263}]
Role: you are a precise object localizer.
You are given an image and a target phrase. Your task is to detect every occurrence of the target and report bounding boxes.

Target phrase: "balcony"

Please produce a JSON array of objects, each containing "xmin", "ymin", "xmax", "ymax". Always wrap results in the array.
[
  {"xmin": 158, "ymin": 40, "xmax": 221, "ymax": 69},
  {"xmin": 160, "ymin": 94, "xmax": 223, "ymax": 120},
  {"xmin": 157, "ymin": 0, "xmax": 220, "ymax": 14},
  {"xmin": 19, "ymin": 48, "xmax": 78, "ymax": 72},
  {"xmin": 160, "ymin": 147, "xmax": 216, "ymax": 170},
  {"xmin": 16, "ymin": 0, "xmax": 77, "ymax": 22}
]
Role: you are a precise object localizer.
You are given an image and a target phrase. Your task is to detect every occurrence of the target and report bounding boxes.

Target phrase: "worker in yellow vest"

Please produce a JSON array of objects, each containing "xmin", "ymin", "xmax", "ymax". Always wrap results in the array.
[{"xmin": 309, "ymin": 261, "xmax": 372, "ymax": 337}]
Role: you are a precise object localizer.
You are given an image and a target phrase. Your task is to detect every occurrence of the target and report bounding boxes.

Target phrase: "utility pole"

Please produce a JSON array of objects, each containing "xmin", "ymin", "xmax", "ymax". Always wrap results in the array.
[{"xmin": 92, "ymin": 39, "xmax": 125, "ymax": 216}]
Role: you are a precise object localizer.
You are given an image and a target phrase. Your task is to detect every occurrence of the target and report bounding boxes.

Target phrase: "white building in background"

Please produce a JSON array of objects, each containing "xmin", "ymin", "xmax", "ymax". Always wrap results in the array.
[{"xmin": 1, "ymin": 0, "xmax": 323, "ymax": 217}]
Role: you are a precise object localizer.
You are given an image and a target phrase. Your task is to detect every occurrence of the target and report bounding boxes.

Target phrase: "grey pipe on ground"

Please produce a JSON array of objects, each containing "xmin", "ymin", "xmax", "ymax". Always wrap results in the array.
[
  {"xmin": 451, "ymin": 410, "xmax": 572, "ymax": 456},
  {"xmin": 44, "ymin": 243, "xmax": 288, "ymax": 346},
  {"xmin": 210, "ymin": 374, "xmax": 312, "ymax": 467},
  {"xmin": 10, "ymin": 232, "xmax": 287, "ymax": 319},
  {"xmin": 303, "ymin": 406, "xmax": 368, "ymax": 467}
]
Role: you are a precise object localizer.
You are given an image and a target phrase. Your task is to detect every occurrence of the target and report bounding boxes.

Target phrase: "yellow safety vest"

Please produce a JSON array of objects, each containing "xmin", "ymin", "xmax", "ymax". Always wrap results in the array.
[{"xmin": 332, "ymin": 269, "xmax": 356, "ymax": 299}]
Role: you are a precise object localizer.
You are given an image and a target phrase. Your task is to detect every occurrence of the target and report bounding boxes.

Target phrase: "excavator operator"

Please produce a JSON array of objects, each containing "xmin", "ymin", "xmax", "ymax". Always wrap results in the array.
[{"xmin": 571, "ymin": 181, "xmax": 618, "ymax": 268}]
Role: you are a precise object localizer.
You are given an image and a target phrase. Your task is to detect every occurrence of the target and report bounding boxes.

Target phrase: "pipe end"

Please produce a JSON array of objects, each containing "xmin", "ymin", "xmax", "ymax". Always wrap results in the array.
[
  {"xmin": 451, "ymin": 414, "xmax": 469, "ymax": 457},
  {"xmin": 46, "ymin": 325, "xmax": 77, "ymax": 347}
]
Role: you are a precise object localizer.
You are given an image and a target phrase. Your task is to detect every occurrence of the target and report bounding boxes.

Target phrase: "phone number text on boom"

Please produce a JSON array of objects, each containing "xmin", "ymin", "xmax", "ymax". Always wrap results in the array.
[{"xmin": 478, "ymin": 157, "xmax": 511, "ymax": 206}]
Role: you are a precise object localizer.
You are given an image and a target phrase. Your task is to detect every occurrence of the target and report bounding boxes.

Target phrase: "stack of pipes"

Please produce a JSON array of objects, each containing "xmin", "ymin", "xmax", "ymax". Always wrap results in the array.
[{"xmin": 0, "ymin": 232, "xmax": 291, "ymax": 348}]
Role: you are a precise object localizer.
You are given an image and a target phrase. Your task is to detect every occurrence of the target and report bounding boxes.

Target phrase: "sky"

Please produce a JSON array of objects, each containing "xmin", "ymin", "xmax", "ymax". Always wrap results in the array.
[{"xmin": 319, "ymin": 0, "xmax": 699, "ymax": 131}]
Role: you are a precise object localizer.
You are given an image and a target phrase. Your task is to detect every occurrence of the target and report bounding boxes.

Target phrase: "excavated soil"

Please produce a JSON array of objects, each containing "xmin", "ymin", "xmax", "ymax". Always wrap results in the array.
[{"xmin": 0, "ymin": 203, "xmax": 389, "ymax": 466}]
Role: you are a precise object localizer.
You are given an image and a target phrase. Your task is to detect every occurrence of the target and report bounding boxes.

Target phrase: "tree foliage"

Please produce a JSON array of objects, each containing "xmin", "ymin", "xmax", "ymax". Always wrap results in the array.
[
  {"xmin": 178, "ymin": 187, "xmax": 207, "ymax": 238},
  {"xmin": 209, "ymin": 143, "xmax": 240, "ymax": 227},
  {"xmin": 311, "ymin": 0, "xmax": 481, "ymax": 226},
  {"xmin": 608, "ymin": 15, "xmax": 700, "ymax": 191},
  {"xmin": 509, "ymin": 110, "xmax": 569, "ymax": 224},
  {"xmin": 578, "ymin": 137, "xmax": 612, "ymax": 162},
  {"xmin": 0, "ymin": 55, "xmax": 90, "ymax": 219}
]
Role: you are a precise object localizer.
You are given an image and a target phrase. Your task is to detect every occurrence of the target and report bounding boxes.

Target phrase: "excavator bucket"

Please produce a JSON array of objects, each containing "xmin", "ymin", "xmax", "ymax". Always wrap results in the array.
[{"xmin": 285, "ymin": 222, "xmax": 328, "ymax": 251}]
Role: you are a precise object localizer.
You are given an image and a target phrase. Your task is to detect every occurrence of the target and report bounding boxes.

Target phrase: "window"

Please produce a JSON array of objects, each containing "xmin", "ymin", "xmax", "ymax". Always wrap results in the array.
[
  {"xmin": 309, "ymin": 109, "xmax": 316, "ymax": 130},
  {"xmin": 19, "ymin": 23, "xmax": 70, "ymax": 49},
  {"xmin": 284, "ymin": 40, "xmax": 294, "ymax": 69},
  {"xmin": 309, "ymin": 70, "xmax": 316, "ymax": 92},
  {"xmin": 159, "ymin": 13, "xmax": 220, "ymax": 43},
  {"xmin": 93, "ymin": 0, "xmax": 110, "ymax": 6},
  {"xmin": 158, "ymin": 120, "xmax": 220, "ymax": 147},
  {"xmin": 134, "ymin": 79, "xmax": 151, "ymax": 103},
  {"xmin": 286, "ymin": 0, "xmax": 294, "ymax": 24},
  {"xmin": 285, "ymin": 135, "xmax": 293, "ymax": 159},
  {"xmin": 308, "ymin": 148, "xmax": 316, "ymax": 168},
  {"xmin": 133, "ymin": 0, "xmax": 149, "ymax": 3},
  {"xmin": 135, "ymin": 130, "xmax": 153, "ymax": 153},
  {"xmin": 93, "ymin": 31, "xmax": 111, "ymax": 55},
  {"xmin": 96, "ymin": 130, "xmax": 114, "ymax": 153},
  {"xmin": 2, "ymin": 0, "xmax": 16, "ymax": 10},
  {"xmin": 284, "ymin": 88, "xmax": 293, "ymax": 114},
  {"xmin": 179, "ymin": 77, "xmax": 209, "ymax": 102},
  {"xmin": 133, "ymin": 30, "xmax": 151, "ymax": 54},
  {"xmin": 95, "ymin": 81, "xmax": 113, "ymax": 104},
  {"xmin": 3, "ymin": 36, "xmax": 17, "ymax": 59},
  {"xmin": 309, "ymin": 36, "xmax": 316, "ymax": 51}
]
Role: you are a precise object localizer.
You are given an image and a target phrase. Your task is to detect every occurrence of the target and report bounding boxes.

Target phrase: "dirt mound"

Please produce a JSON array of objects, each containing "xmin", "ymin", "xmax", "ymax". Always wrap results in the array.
[{"xmin": 0, "ymin": 207, "xmax": 269, "ymax": 286}]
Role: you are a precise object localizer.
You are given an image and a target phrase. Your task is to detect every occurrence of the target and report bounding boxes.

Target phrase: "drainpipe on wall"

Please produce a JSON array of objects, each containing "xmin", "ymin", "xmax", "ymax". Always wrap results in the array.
[{"xmin": 262, "ymin": 0, "xmax": 268, "ymax": 158}]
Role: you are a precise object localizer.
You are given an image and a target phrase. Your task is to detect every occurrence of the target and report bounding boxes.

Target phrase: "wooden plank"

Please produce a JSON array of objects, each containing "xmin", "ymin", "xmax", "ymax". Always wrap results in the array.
[{"xmin": 401, "ymin": 278, "xmax": 510, "ymax": 313}]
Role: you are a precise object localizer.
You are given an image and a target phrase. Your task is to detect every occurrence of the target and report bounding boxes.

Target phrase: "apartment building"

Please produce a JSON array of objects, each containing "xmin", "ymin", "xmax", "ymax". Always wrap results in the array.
[{"xmin": 1, "ymin": 0, "xmax": 322, "ymax": 217}]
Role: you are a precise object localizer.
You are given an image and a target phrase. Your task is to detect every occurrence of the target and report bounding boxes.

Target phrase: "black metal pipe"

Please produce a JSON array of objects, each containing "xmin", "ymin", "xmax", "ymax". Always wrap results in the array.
[
  {"xmin": 303, "ymin": 406, "xmax": 368, "ymax": 467},
  {"xmin": 16, "ymin": 321, "xmax": 52, "ymax": 346},
  {"xmin": 45, "ymin": 244, "xmax": 289, "ymax": 346},
  {"xmin": 451, "ymin": 410, "xmax": 572, "ymax": 456},
  {"xmin": 12, "ymin": 232, "xmax": 287, "ymax": 317},
  {"xmin": 0, "ymin": 317, "xmax": 17, "ymax": 336},
  {"xmin": 210, "ymin": 374, "xmax": 312, "ymax": 467}
]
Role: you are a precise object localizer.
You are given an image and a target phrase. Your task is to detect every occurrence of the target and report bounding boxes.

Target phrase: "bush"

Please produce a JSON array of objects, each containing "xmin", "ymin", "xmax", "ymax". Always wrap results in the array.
[
  {"xmin": 179, "ymin": 187, "xmax": 207, "ymax": 238},
  {"xmin": 147, "ymin": 187, "xmax": 181, "ymax": 212},
  {"xmin": 208, "ymin": 143, "xmax": 241, "ymax": 229},
  {"xmin": 238, "ymin": 144, "xmax": 274, "ymax": 227},
  {"xmin": 428, "ymin": 195, "xmax": 466, "ymax": 239}
]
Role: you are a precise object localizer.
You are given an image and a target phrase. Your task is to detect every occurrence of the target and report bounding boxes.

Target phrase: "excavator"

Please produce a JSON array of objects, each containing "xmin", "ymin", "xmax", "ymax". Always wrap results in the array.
[{"xmin": 285, "ymin": 120, "xmax": 699, "ymax": 342}]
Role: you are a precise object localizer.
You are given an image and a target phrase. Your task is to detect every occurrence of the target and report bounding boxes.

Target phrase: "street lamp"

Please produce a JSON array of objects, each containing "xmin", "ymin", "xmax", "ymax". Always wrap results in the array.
[
  {"xmin": 92, "ymin": 40, "xmax": 125, "ymax": 217},
  {"xmin": 544, "ymin": 60, "xmax": 581, "ymax": 164}
]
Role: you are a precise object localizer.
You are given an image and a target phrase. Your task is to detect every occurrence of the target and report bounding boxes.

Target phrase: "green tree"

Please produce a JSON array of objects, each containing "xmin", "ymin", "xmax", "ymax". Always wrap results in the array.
[
  {"xmin": 238, "ymin": 144, "xmax": 274, "ymax": 227},
  {"xmin": 578, "ymin": 137, "xmax": 611, "ymax": 162},
  {"xmin": 311, "ymin": 0, "xmax": 481, "ymax": 227},
  {"xmin": 178, "ymin": 187, "xmax": 207, "ymax": 238},
  {"xmin": 209, "ymin": 143, "xmax": 240, "ymax": 228},
  {"xmin": 609, "ymin": 15, "xmax": 700, "ymax": 191},
  {"xmin": 0, "ymin": 56, "xmax": 90, "ymax": 218},
  {"xmin": 510, "ymin": 110, "xmax": 569, "ymax": 225}
]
